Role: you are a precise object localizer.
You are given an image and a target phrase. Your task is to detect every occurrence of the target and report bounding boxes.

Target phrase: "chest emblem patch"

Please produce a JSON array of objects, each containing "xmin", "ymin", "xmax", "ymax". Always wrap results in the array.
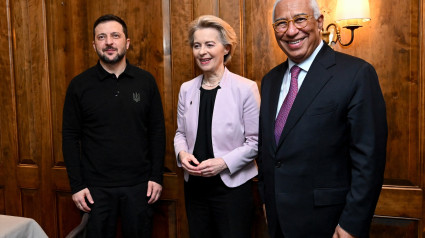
[{"xmin": 133, "ymin": 92, "xmax": 141, "ymax": 102}]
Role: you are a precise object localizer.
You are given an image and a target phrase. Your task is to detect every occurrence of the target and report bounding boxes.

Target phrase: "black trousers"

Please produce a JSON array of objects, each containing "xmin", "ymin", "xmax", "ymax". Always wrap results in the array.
[
  {"xmin": 85, "ymin": 182, "xmax": 153, "ymax": 238},
  {"xmin": 273, "ymin": 221, "xmax": 285, "ymax": 238},
  {"xmin": 184, "ymin": 175, "xmax": 253, "ymax": 238}
]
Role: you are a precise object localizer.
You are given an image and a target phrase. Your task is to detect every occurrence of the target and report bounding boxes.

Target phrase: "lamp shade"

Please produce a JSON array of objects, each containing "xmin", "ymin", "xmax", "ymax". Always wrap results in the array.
[{"xmin": 335, "ymin": 0, "xmax": 371, "ymax": 27}]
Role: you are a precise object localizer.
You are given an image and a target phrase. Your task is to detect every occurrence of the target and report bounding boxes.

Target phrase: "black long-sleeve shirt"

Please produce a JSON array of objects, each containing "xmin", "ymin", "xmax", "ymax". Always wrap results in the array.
[{"xmin": 62, "ymin": 61, "xmax": 165, "ymax": 194}]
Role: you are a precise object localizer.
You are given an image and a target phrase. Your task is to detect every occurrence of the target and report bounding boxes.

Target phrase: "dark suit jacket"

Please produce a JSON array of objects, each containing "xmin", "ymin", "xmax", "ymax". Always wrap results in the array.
[{"xmin": 258, "ymin": 43, "xmax": 387, "ymax": 238}]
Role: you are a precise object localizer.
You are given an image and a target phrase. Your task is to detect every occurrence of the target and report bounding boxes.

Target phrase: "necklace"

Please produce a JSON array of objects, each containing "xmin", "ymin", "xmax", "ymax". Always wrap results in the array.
[{"xmin": 202, "ymin": 79, "xmax": 221, "ymax": 87}]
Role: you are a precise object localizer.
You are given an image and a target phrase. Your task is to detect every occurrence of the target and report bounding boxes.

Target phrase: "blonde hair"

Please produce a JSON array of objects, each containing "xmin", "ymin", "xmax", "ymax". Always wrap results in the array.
[{"xmin": 188, "ymin": 15, "xmax": 237, "ymax": 65}]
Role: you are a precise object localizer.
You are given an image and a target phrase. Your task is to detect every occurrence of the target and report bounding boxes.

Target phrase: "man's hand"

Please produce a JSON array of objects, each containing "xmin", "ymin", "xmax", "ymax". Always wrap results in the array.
[
  {"xmin": 147, "ymin": 181, "xmax": 162, "ymax": 204},
  {"xmin": 72, "ymin": 188, "xmax": 94, "ymax": 212},
  {"xmin": 197, "ymin": 158, "xmax": 228, "ymax": 177},
  {"xmin": 333, "ymin": 225, "xmax": 356, "ymax": 238},
  {"xmin": 179, "ymin": 151, "xmax": 202, "ymax": 176}
]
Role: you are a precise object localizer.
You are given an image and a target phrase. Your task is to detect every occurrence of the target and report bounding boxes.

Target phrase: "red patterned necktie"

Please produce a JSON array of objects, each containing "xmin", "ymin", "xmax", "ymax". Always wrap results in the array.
[{"xmin": 274, "ymin": 65, "xmax": 302, "ymax": 144}]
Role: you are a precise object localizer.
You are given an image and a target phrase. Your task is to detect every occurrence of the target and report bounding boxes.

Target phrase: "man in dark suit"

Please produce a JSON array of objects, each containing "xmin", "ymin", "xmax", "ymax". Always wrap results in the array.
[{"xmin": 257, "ymin": 0, "xmax": 387, "ymax": 237}]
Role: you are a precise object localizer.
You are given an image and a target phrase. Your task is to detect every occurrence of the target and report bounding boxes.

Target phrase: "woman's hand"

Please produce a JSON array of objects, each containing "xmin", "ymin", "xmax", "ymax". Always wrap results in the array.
[
  {"xmin": 197, "ymin": 158, "xmax": 228, "ymax": 177},
  {"xmin": 179, "ymin": 151, "xmax": 202, "ymax": 176}
]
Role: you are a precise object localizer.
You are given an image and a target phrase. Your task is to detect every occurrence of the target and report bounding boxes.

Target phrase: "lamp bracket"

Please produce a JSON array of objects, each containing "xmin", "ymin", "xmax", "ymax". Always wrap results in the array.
[{"xmin": 322, "ymin": 23, "xmax": 361, "ymax": 47}]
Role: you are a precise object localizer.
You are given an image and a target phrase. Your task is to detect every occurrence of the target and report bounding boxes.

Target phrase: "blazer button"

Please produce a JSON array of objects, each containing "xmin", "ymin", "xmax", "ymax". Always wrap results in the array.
[{"xmin": 275, "ymin": 161, "xmax": 281, "ymax": 168}]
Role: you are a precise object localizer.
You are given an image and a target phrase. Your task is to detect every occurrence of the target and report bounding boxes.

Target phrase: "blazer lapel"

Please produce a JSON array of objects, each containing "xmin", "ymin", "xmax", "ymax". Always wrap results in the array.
[
  {"xmin": 186, "ymin": 76, "xmax": 203, "ymax": 146},
  {"xmin": 277, "ymin": 44, "xmax": 336, "ymax": 147}
]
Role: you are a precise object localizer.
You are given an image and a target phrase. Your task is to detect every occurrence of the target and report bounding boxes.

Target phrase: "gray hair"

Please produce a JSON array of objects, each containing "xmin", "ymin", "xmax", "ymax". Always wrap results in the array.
[{"xmin": 272, "ymin": 0, "xmax": 321, "ymax": 22}]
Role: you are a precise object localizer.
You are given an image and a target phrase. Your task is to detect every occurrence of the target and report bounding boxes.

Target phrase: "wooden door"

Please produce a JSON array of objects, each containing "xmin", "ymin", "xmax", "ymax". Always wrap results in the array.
[{"xmin": 0, "ymin": 0, "xmax": 187, "ymax": 237}]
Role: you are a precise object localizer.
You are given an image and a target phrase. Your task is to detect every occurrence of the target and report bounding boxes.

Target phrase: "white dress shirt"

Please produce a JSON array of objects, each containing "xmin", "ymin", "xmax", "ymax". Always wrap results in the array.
[{"xmin": 276, "ymin": 41, "xmax": 324, "ymax": 118}]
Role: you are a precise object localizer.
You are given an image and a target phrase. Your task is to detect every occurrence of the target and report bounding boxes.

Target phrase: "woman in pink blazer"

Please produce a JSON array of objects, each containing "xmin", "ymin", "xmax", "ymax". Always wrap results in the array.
[{"xmin": 174, "ymin": 15, "xmax": 260, "ymax": 238}]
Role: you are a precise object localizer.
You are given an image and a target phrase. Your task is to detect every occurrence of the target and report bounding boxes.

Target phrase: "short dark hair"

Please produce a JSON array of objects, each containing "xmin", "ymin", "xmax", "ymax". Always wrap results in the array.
[{"xmin": 93, "ymin": 14, "xmax": 128, "ymax": 39}]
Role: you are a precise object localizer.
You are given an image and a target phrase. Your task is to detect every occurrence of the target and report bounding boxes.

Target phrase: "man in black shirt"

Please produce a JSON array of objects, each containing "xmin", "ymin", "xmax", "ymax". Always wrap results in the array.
[{"xmin": 62, "ymin": 14, "xmax": 165, "ymax": 237}]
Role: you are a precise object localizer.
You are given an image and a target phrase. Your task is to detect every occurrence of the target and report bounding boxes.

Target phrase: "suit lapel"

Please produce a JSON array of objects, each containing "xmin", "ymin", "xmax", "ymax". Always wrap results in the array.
[
  {"xmin": 269, "ymin": 62, "xmax": 288, "ymax": 151},
  {"xmin": 277, "ymin": 44, "xmax": 336, "ymax": 147}
]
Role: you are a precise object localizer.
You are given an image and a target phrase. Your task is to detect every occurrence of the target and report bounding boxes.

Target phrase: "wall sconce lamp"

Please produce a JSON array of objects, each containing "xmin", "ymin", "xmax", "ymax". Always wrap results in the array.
[{"xmin": 322, "ymin": 0, "xmax": 371, "ymax": 46}]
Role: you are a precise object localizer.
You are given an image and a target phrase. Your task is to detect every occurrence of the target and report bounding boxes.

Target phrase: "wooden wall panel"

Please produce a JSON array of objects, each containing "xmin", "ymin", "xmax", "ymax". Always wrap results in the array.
[
  {"xmin": 419, "ymin": 0, "xmax": 425, "ymax": 235},
  {"xmin": 0, "ymin": 188, "xmax": 5, "ymax": 214},
  {"xmin": 0, "ymin": 0, "xmax": 424, "ymax": 237},
  {"xmin": 170, "ymin": 0, "xmax": 194, "ymax": 101},
  {"xmin": 0, "ymin": 0, "xmax": 22, "ymax": 217},
  {"xmin": 152, "ymin": 200, "xmax": 177, "ymax": 238},
  {"xmin": 7, "ymin": 0, "xmax": 58, "ymax": 236},
  {"xmin": 10, "ymin": 0, "xmax": 49, "ymax": 166},
  {"xmin": 162, "ymin": 0, "xmax": 176, "ymax": 173},
  {"xmin": 17, "ymin": 165, "xmax": 39, "ymax": 189},
  {"xmin": 320, "ymin": 0, "xmax": 421, "ymax": 186},
  {"xmin": 46, "ymin": 0, "xmax": 90, "ymax": 167},
  {"xmin": 56, "ymin": 192, "xmax": 82, "ymax": 238},
  {"xmin": 370, "ymin": 217, "xmax": 419, "ymax": 237},
  {"xmin": 169, "ymin": 0, "xmax": 194, "ymax": 234},
  {"xmin": 245, "ymin": 0, "xmax": 285, "ymax": 84},
  {"xmin": 194, "ymin": 0, "xmax": 218, "ymax": 17},
  {"xmin": 52, "ymin": 167, "xmax": 71, "ymax": 191},
  {"xmin": 22, "ymin": 189, "xmax": 42, "ymax": 222},
  {"xmin": 375, "ymin": 186, "xmax": 423, "ymax": 219},
  {"xmin": 219, "ymin": 0, "xmax": 244, "ymax": 76}
]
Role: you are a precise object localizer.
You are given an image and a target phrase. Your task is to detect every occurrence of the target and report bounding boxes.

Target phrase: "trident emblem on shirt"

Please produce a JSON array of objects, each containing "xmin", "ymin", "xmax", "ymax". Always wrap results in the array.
[{"xmin": 133, "ymin": 92, "xmax": 141, "ymax": 102}]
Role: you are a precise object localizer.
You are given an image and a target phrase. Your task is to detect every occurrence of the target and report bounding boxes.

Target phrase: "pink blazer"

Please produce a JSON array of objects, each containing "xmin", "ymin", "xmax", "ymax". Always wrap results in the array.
[{"xmin": 174, "ymin": 68, "xmax": 260, "ymax": 187}]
